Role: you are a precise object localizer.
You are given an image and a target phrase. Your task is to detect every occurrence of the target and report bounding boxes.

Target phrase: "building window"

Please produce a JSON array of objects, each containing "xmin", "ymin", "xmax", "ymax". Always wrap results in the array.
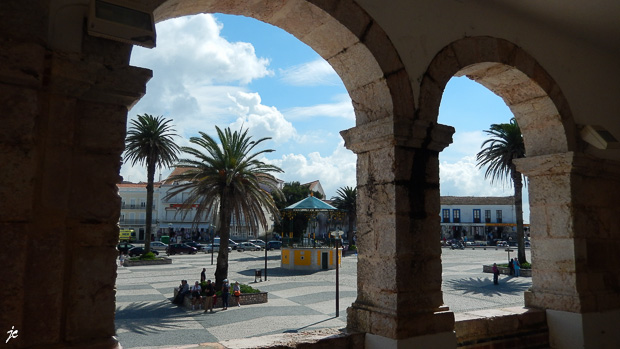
[
  {"xmin": 485, "ymin": 210, "xmax": 491, "ymax": 223},
  {"xmin": 473, "ymin": 209, "xmax": 481, "ymax": 223},
  {"xmin": 140, "ymin": 201, "xmax": 146, "ymax": 208},
  {"xmin": 453, "ymin": 209, "xmax": 460, "ymax": 223},
  {"xmin": 442, "ymin": 209, "xmax": 450, "ymax": 223},
  {"xmin": 496, "ymin": 210, "xmax": 502, "ymax": 223}
]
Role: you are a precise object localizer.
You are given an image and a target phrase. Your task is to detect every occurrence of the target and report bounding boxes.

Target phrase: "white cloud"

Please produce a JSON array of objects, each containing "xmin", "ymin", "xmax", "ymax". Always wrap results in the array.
[
  {"xmin": 133, "ymin": 14, "xmax": 273, "ymax": 85},
  {"xmin": 266, "ymin": 140, "xmax": 356, "ymax": 198},
  {"xmin": 279, "ymin": 59, "xmax": 340, "ymax": 86},
  {"xmin": 128, "ymin": 14, "xmax": 274, "ymax": 139},
  {"xmin": 440, "ymin": 156, "xmax": 511, "ymax": 197},
  {"xmin": 285, "ymin": 94, "xmax": 354, "ymax": 121},
  {"xmin": 227, "ymin": 91, "xmax": 297, "ymax": 144}
]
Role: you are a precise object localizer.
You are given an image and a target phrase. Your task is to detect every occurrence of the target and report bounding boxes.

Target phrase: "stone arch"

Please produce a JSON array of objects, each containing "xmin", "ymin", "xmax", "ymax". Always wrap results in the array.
[
  {"xmin": 147, "ymin": 0, "xmax": 414, "ymax": 127},
  {"xmin": 419, "ymin": 36, "xmax": 577, "ymax": 158}
]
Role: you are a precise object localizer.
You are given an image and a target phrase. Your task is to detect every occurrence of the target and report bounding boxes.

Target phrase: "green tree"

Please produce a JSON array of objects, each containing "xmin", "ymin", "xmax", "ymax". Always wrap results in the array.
[
  {"xmin": 476, "ymin": 117, "xmax": 527, "ymax": 264},
  {"xmin": 164, "ymin": 127, "xmax": 283, "ymax": 289},
  {"xmin": 124, "ymin": 114, "xmax": 180, "ymax": 254},
  {"xmin": 331, "ymin": 186, "xmax": 357, "ymax": 245}
]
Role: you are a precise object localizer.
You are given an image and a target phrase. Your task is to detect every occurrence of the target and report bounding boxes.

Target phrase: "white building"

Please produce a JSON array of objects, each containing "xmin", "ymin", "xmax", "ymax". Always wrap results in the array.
[
  {"xmin": 118, "ymin": 168, "xmax": 284, "ymax": 242},
  {"xmin": 440, "ymin": 196, "xmax": 528, "ymax": 243}
]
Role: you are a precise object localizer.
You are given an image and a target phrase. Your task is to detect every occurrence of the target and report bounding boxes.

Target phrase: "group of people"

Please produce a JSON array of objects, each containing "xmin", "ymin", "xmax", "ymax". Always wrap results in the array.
[
  {"xmin": 492, "ymin": 257, "xmax": 522, "ymax": 285},
  {"xmin": 173, "ymin": 268, "xmax": 242, "ymax": 312}
]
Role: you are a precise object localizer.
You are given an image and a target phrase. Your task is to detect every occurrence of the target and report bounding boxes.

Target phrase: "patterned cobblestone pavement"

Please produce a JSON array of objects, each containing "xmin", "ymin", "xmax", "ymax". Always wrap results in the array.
[{"xmin": 115, "ymin": 247, "xmax": 531, "ymax": 348}]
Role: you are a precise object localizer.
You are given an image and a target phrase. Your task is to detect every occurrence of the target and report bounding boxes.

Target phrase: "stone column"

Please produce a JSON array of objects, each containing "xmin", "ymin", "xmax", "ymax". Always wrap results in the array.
[
  {"xmin": 342, "ymin": 118, "xmax": 456, "ymax": 348},
  {"xmin": 0, "ymin": 23, "xmax": 151, "ymax": 347},
  {"xmin": 515, "ymin": 152, "xmax": 620, "ymax": 348}
]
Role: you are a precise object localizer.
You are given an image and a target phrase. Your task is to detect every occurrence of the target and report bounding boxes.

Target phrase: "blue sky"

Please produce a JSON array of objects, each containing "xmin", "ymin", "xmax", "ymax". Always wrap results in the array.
[{"xmin": 122, "ymin": 13, "xmax": 529, "ymax": 221}]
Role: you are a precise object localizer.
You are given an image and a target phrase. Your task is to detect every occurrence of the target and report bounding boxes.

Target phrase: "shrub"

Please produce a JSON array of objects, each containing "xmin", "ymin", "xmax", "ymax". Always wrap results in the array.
[{"xmin": 138, "ymin": 252, "xmax": 158, "ymax": 260}]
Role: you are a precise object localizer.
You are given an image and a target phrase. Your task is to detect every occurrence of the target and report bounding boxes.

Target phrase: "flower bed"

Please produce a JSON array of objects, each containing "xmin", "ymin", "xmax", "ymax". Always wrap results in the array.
[
  {"xmin": 173, "ymin": 288, "xmax": 268, "ymax": 310},
  {"xmin": 123, "ymin": 257, "xmax": 172, "ymax": 267}
]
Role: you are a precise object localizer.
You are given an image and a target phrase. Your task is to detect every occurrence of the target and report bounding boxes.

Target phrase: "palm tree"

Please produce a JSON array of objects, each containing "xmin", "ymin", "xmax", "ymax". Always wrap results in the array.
[
  {"xmin": 331, "ymin": 186, "xmax": 357, "ymax": 246},
  {"xmin": 476, "ymin": 117, "xmax": 527, "ymax": 264},
  {"xmin": 164, "ymin": 126, "xmax": 283, "ymax": 289},
  {"xmin": 124, "ymin": 114, "xmax": 180, "ymax": 254}
]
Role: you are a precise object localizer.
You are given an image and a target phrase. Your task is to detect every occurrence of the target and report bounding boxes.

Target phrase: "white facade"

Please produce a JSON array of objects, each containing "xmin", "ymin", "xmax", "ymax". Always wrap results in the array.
[
  {"xmin": 118, "ymin": 176, "xmax": 282, "ymax": 242},
  {"xmin": 439, "ymin": 196, "xmax": 527, "ymax": 243}
]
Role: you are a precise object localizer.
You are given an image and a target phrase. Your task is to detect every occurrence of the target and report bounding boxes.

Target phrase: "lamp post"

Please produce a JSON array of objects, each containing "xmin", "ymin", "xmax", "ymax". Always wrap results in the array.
[
  {"xmin": 331, "ymin": 230, "xmax": 344, "ymax": 317},
  {"xmin": 264, "ymin": 231, "xmax": 269, "ymax": 281},
  {"xmin": 210, "ymin": 225, "xmax": 215, "ymax": 265}
]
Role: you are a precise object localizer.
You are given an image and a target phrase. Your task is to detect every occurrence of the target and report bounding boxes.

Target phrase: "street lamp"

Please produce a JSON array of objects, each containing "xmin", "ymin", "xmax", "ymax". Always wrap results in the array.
[
  {"xmin": 210, "ymin": 224, "xmax": 215, "ymax": 265},
  {"xmin": 331, "ymin": 230, "xmax": 344, "ymax": 317}
]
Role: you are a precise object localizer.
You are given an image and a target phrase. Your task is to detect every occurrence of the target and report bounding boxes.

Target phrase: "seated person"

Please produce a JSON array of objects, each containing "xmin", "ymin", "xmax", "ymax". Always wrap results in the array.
[
  {"xmin": 173, "ymin": 280, "xmax": 189, "ymax": 305},
  {"xmin": 190, "ymin": 281, "xmax": 202, "ymax": 310}
]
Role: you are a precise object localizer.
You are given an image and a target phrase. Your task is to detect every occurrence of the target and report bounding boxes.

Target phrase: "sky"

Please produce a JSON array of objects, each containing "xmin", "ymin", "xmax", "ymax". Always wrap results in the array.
[{"xmin": 122, "ymin": 13, "xmax": 529, "ymax": 222}]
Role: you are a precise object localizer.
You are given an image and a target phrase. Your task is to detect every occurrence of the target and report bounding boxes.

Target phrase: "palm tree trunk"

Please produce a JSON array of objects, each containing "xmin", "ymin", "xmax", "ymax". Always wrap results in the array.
[
  {"xmin": 214, "ymin": 195, "xmax": 231, "ymax": 291},
  {"xmin": 144, "ymin": 159, "xmax": 156, "ymax": 254},
  {"xmin": 512, "ymin": 167, "xmax": 526, "ymax": 264}
]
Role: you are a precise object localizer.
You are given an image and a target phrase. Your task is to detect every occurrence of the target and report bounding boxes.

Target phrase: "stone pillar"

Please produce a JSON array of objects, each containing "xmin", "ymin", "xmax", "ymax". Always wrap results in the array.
[
  {"xmin": 0, "ymin": 14, "xmax": 151, "ymax": 347},
  {"xmin": 515, "ymin": 152, "xmax": 620, "ymax": 348},
  {"xmin": 342, "ymin": 119, "xmax": 456, "ymax": 348}
]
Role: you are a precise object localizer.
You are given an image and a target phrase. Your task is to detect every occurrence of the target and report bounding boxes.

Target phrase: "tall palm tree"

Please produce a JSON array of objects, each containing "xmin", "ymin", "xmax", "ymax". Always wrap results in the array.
[
  {"xmin": 476, "ymin": 117, "xmax": 527, "ymax": 264},
  {"xmin": 164, "ymin": 126, "xmax": 283, "ymax": 289},
  {"xmin": 331, "ymin": 186, "xmax": 357, "ymax": 246},
  {"xmin": 125, "ymin": 114, "xmax": 180, "ymax": 254}
]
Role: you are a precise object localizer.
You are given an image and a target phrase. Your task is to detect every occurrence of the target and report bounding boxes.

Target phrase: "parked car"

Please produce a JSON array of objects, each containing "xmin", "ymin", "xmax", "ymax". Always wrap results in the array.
[
  {"xmin": 183, "ymin": 241, "xmax": 206, "ymax": 252},
  {"xmin": 237, "ymin": 242, "xmax": 262, "ymax": 252},
  {"xmin": 166, "ymin": 243, "xmax": 198, "ymax": 255},
  {"xmin": 266, "ymin": 240, "xmax": 282, "ymax": 250},
  {"xmin": 248, "ymin": 239, "xmax": 266, "ymax": 248},
  {"xmin": 204, "ymin": 243, "xmax": 232, "ymax": 253},
  {"xmin": 149, "ymin": 241, "xmax": 168, "ymax": 252},
  {"xmin": 127, "ymin": 247, "xmax": 159, "ymax": 257},
  {"xmin": 117, "ymin": 242, "xmax": 135, "ymax": 254},
  {"xmin": 213, "ymin": 238, "xmax": 239, "ymax": 250}
]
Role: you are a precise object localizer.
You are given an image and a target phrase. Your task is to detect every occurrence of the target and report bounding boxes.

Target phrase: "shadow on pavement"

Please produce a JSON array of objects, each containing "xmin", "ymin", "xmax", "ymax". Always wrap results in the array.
[
  {"xmin": 443, "ymin": 277, "xmax": 530, "ymax": 296},
  {"xmin": 115, "ymin": 301, "xmax": 195, "ymax": 335},
  {"xmin": 283, "ymin": 316, "xmax": 339, "ymax": 333}
]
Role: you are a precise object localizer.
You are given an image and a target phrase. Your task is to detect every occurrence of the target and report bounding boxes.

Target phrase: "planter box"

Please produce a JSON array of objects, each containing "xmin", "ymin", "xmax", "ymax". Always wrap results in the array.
[
  {"xmin": 173, "ymin": 288, "xmax": 268, "ymax": 310},
  {"xmin": 482, "ymin": 264, "xmax": 531, "ymax": 277},
  {"xmin": 123, "ymin": 257, "xmax": 172, "ymax": 267}
]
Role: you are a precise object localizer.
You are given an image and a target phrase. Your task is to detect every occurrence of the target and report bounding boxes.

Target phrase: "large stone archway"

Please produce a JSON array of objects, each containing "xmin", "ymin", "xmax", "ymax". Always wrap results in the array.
[
  {"xmin": 420, "ymin": 36, "xmax": 620, "ymax": 348},
  {"xmin": 3, "ymin": 1, "xmax": 619, "ymax": 348}
]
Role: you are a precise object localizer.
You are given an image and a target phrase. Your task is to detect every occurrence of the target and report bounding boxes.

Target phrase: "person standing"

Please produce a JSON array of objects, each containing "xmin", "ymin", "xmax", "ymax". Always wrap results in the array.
[
  {"xmin": 508, "ymin": 258, "xmax": 514, "ymax": 276},
  {"xmin": 203, "ymin": 280, "xmax": 215, "ymax": 313},
  {"xmin": 513, "ymin": 258, "xmax": 521, "ymax": 277},
  {"xmin": 232, "ymin": 281, "xmax": 241, "ymax": 307},
  {"xmin": 200, "ymin": 268, "xmax": 206, "ymax": 282},
  {"xmin": 221, "ymin": 279, "xmax": 230, "ymax": 310},
  {"xmin": 492, "ymin": 263, "xmax": 500, "ymax": 285}
]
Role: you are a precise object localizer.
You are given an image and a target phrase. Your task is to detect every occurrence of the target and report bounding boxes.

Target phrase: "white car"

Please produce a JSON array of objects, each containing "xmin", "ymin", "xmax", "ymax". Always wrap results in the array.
[
  {"xmin": 149, "ymin": 241, "xmax": 168, "ymax": 252},
  {"xmin": 248, "ymin": 239, "xmax": 266, "ymax": 248},
  {"xmin": 237, "ymin": 242, "xmax": 262, "ymax": 252}
]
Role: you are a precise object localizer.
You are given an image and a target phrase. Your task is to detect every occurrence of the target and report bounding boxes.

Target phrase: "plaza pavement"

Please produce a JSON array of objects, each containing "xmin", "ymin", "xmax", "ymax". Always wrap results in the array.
[{"xmin": 115, "ymin": 247, "xmax": 531, "ymax": 348}]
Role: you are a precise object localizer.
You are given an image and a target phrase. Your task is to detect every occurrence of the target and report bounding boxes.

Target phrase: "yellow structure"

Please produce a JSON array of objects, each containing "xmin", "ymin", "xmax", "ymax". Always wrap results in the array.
[{"xmin": 281, "ymin": 247, "xmax": 341, "ymax": 270}]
